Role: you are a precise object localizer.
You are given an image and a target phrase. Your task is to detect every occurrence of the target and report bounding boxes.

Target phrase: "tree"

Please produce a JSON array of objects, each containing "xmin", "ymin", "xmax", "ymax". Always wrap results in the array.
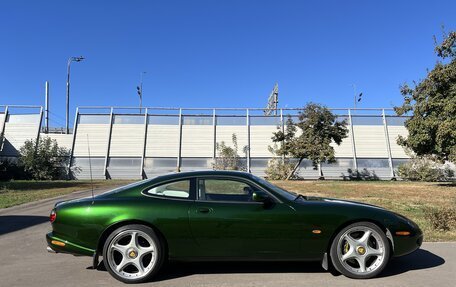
[
  {"xmin": 19, "ymin": 137, "xmax": 70, "ymax": 180},
  {"xmin": 395, "ymin": 31, "xmax": 456, "ymax": 162},
  {"xmin": 270, "ymin": 103, "xmax": 348, "ymax": 179},
  {"xmin": 0, "ymin": 158, "xmax": 27, "ymax": 181},
  {"xmin": 264, "ymin": 155, "xmax": 295, "ymax": 180},
  {"xmin": 213, "ymin": 133, "xmax": 247, "ymax": 171}
]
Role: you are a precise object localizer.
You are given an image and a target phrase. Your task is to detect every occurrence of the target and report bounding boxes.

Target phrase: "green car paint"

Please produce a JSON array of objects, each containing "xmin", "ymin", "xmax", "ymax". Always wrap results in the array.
[{"xmin": 46, "ymin": 171, "xmax": 422, "ymax": 262}]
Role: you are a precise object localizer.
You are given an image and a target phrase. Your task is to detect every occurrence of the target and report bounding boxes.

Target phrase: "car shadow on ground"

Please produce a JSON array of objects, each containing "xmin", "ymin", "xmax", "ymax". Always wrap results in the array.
[
  {"xmin": 156, "ymin": 261, "xmax": 326, "ymax": 281},
  {"xmin": 94, "ymin": 248, "xmax": 444, "ymax": 282},
  {"xmin": 379, "ymin": 248, "xmax": 445, "ymax": 277},
  {"xmin": 0, "ymin": 215, "xmax": 49, "ymax": 235}
]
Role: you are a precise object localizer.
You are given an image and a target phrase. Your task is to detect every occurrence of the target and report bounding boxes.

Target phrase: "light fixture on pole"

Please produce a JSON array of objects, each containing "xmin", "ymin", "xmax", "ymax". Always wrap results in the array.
[
  {"xmin": 66, "ymin": 56, "xmax": 85, "ymax": 134},
  {"xmin": 137, "ymin": 72, "xmax": 146, "ymax": 113},
  {"xmin": 350, "ymin": 84, "xmax": 363, "ymax": 109}
]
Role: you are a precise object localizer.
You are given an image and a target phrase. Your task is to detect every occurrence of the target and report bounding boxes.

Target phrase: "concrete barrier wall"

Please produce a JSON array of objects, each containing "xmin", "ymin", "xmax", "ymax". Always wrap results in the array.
[{"xmin": 0, "ymin": 107, "xmax": 414, "ymax": 180}]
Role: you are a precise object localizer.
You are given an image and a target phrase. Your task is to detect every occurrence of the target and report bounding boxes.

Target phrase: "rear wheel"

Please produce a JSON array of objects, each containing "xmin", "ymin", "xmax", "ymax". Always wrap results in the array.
[
  {"xmin": 330, "ymin": 222, "xmax": 390, "ymax": 279},
  {"xmin": 102, "ymin": 224, "xmax": 164, "ymax": 283}
]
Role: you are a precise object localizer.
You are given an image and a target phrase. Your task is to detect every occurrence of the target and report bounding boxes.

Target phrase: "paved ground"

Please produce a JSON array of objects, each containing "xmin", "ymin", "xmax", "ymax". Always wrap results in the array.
[{"xmin": 0, "ymin": 187, "xmax": 454, "ymax": 287}]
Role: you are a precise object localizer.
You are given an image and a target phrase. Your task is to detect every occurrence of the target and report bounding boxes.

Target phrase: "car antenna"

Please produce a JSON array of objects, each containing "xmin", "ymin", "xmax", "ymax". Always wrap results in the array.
[{"xmin": 86, "ymin": 134, "xmax": 95, "ymax": 204}]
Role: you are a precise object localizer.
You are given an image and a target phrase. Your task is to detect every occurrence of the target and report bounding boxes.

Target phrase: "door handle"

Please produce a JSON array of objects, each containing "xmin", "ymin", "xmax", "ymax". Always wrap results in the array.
[{"xmin": 197, "ymin": 207, "xmax": 211, "ymax": 214}]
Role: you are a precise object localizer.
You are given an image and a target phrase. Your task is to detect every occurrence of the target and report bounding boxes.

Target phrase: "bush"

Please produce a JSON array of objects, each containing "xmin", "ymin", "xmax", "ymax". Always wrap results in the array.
[
  {"xmin": 213, "ymin": 133, "xmax": 247, "ymax": 171},
  {"xmin": 265, "ymin": 158, "xmax": 295, "ymax": 180},
  {"xmin": 19, "ymin": 137, "xmax": 70, "ymax": 180},
  {"xmin": 0, "ymin": 158, "xmax": 28, "ymax": 181},
  {"xmin": 397, "ymin": 156, "xmax": 454, "ymax": 181},
  {"xmin": 344, "ymin": 168, "xmax": 380, "ymax": 181},
  {"xmin": 425, "ymin": 206, "xmax": 456, "ymax": 231}
]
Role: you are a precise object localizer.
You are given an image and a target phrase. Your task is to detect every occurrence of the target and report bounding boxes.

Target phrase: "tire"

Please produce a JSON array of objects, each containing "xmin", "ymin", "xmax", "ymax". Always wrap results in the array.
[
  {"xmin": 330, "ymin": 222, "xmax": 390, "ymax": 279},
  {"xmin": 102, "ymin": 224, "xmax": 164, "ymax": 284}
]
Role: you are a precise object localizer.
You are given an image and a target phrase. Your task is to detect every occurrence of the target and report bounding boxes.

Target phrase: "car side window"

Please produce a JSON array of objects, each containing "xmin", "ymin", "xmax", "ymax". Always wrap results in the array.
[
  {"xmin": 199, "ymin": 178, "xmax": 262, "ymax": 202},
  {"xmin": 146, "ymin": 180, "xmax": 190, "ymax": 198}
]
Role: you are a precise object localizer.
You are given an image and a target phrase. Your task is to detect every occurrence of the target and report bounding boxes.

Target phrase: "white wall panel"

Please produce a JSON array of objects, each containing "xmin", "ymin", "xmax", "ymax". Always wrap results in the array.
[
  {"xmin": 110, "ymin": 124, "xmax": 144, "ymax": 156},
  {"xmin": 297, "ymin": 167, "xmax": 320, "ymax": 179},
  {"xmin": 73, "ymin": 124, "xmax": 109, "ymax": 156},
  {"xmin": 43, "ymin": 133, "xmax": 73, "ymax": 150},
  {"xmin": 364, "ymin": 168, "xmax": 391, "ymax": 178},
  {"xmin": 353, "ymin": 126, "xmax": 388, "ymax": 158},
  {"xmin": 388, "ymin": 126, "xmax": 409, "ymax": 158},
  {"xmin": 107, "ymin": 157, "xmax": 142, "ymax": 179},
  {"xmin": 250, "ymin": 126, "xmax": 277, "ymax": 157},
  {"xmin": 1, "ymin": 114, "xmax": 40, "ymax": 156},
  {"xmin": 145, "ymin": 125, "xmax": 179, "ymax": 157},
  {"xmin": 180, "ymin": 157, "xmax": 212, "ymax": 171},
  {"xmin": 0, "ymin": 114, "xmax": 5, "ymax": 135},
  {"xmin": 216, "ymin": 126, "xmax": 248, "ymax": 155},
  {"xmin": 71, "ymin": 157, "xmax": 105, "ymax": 180},
  {"xmin": 322, "ymin": 159, "xmax": 356, "ymax": 179},
  {"xmin": 330, "ymin": 129, "xmax": 354, "ymax": 157},
  {"xmin": 181, "ymin": 125, "xmax": 213, "ymax": 157},
  {"xmin": 323, "ymin": 167, "xmax": 352, "ymax": 179},
  {"xmin": 2, "ymin": 109, "xmax": 417, "ymax": 180},
  {"xmin": 144, "ymin": 157, "xmax": 177, "ymax": 177}
]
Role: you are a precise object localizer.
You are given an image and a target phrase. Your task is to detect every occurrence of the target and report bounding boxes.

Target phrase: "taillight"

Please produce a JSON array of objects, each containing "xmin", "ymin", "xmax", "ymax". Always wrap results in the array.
[{"xmin": 50, "ymin": 210, "xmax": 56, "ymax": 223}]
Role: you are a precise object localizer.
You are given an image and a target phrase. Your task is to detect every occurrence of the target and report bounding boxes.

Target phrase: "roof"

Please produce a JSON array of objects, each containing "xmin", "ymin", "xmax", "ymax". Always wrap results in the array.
[{"xmin": 152, "ymin": 170, "xmax": 255, "ymax": 182}]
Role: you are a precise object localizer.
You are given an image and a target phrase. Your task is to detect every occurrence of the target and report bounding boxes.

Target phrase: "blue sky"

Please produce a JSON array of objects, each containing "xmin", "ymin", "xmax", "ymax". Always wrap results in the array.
[{"xmin": 1, "ymin": 0, "xmax": 455, "ymax": 126}]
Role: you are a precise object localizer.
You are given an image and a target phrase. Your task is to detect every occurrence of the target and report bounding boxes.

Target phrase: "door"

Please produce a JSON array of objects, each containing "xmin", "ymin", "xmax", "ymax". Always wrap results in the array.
[{"xmin": 188, "ymin": 177, "xmax": 303, "ymax": 259}]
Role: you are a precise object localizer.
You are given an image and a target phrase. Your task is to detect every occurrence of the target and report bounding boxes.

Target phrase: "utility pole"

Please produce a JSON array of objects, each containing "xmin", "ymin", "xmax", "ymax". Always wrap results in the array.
[
  {"xmin": 66, "ymin": 56, "xmax": 85, "ymax": 134},
  {"xmin": 351, "ymin": 84, "xmax": 363, "ymax": 109},
  {"xmin": 45, "ymin": 81, "xmax": 49, "ymax": 133},
  {"xmin": 352, "ymin": 83, "xmax": 357, "ymax": 109}
]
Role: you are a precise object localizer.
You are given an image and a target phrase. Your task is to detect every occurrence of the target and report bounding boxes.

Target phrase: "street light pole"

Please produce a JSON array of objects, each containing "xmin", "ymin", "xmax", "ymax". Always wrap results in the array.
[
  {"xmin": 352, "ymin": 83, "xmax": 357, "ymax": 109},
  {"xmin": 66, "ymin": 56, "xmax": 84, "ymax": 134},
  {"xmin": 137, "ymin": 72, "xmax": 146, "ymax": 114}
]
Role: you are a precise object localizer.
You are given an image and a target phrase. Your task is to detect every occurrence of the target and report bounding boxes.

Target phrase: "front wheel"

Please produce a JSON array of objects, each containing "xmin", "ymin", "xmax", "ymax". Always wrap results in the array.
[
  {"xmin": 330, "ymin": 222, "xmax": 390, "ymax": 279},
  {"xmin": 102, "ymin": 224, "xmax": 164, "ymax": 283}
]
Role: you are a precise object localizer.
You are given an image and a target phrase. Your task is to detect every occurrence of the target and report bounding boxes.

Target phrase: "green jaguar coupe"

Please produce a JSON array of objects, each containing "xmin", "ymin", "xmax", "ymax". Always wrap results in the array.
[{"xmin": 46, "ymin": 170, "xmax": 422, "ymax": 283}]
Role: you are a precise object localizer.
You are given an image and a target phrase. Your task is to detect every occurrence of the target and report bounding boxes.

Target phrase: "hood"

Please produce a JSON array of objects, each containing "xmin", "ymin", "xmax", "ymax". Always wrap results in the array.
[{"xmin": 301, "ymin": 196, "xmax": 387, "ymax": 211}]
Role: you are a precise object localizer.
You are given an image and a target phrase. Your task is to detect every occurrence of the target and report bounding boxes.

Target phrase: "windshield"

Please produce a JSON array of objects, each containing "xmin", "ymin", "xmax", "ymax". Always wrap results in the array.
[{"xmin": 253, "ymin": 175, "xmax": 298, "ymax": 201}]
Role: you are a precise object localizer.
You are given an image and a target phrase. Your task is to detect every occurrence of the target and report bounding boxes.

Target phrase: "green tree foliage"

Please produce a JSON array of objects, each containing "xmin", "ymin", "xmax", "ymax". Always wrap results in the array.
[
  {"xmin": 213, "ymin": 133, "xmax": 247, "ymax": 171},
  {"xmin": 264, "ymin": 157, "xmax": 295, "ymax": 180},
  {"xmin": 270, "ymin": 103, "xmax": 348, "ymax": 179},
  {"xmin": 19, "ymin": 137, "xmax": 70, "ymax": 180},
  {"xmin": 0, "ymin": 158, "xmax": 27, "ymax": 181},
  {"xmin": 395, "ymin": 31, "xmax": 456, "ymax": 162},
  {"xmin": 265, "ymin": 143, "xmax": 298, "ymax": 180}
]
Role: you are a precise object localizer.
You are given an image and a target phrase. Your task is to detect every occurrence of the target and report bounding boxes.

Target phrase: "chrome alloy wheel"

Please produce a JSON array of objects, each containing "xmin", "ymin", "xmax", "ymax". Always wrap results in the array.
[
  {"xmin": 107, "ymin": 229, "xmax": 157, "ymax": 280},
  {"xmin": 336, "ymin": 226, "xmax": 386, "ymax": 275}
]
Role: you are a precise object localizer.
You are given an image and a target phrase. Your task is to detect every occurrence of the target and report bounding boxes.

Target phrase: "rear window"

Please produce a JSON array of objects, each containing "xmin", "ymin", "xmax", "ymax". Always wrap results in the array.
[{"xmin": 145, "ymin": 180, "xmax": 190, "ymax": 198}]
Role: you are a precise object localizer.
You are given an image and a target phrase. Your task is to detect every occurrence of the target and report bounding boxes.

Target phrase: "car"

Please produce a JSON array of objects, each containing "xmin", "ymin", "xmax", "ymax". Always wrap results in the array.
[{"xmin": 46, "ymin": 170, "xmax": 422, "ymax": 283}]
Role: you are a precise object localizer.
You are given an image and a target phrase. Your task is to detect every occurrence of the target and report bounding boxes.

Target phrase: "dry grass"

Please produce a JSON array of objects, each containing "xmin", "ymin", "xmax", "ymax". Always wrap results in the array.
[{"xmin": 272, "ymin": 180, "xmax": 456, "ymax": 242}]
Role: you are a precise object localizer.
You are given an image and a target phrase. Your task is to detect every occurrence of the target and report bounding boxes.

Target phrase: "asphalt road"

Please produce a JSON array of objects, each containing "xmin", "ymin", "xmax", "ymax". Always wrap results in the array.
[{"xmin": 0, "ymin": 187, "xmax": 454, "ymax": 287}]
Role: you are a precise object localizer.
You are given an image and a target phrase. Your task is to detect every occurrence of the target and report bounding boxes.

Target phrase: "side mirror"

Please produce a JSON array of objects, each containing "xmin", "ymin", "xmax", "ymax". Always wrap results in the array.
[
  {"xmin": 252, "ymin": 191, "xmax": 267, "ymax": 202},
  {"xmin": 252, "ymin": 192, "xmax": 274, "ymax": 207}
]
